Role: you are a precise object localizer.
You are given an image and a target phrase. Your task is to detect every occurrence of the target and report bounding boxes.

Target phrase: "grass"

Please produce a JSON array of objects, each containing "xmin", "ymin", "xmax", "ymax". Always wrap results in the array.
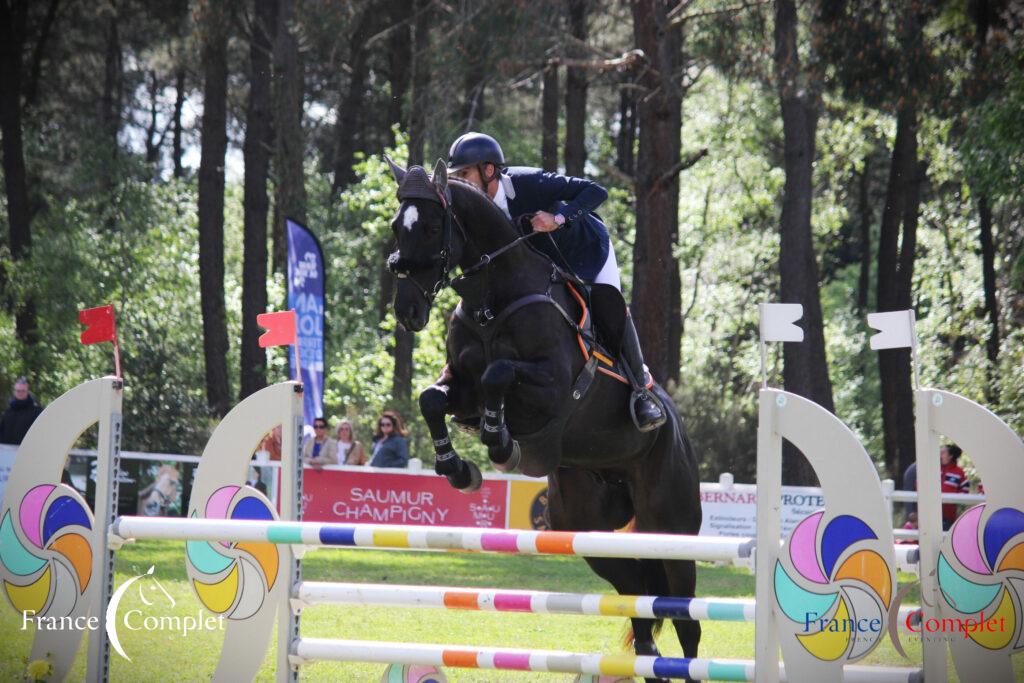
[{"xmin": 0, "ymin": 541, "xmax": 1015, "ymax": 681}]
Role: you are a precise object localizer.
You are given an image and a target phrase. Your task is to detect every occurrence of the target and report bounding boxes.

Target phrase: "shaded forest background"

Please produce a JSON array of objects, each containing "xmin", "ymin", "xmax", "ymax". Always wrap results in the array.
[{"xmin": 1, "ymin": 0, "xmax": 1022, "ymax": 486}]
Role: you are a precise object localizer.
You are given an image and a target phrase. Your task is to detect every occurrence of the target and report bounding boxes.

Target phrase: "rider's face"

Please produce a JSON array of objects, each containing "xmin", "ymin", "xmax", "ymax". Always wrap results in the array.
[{"xmin": 452, "ymin": 165, "xmax": 483, "ymax": 190}]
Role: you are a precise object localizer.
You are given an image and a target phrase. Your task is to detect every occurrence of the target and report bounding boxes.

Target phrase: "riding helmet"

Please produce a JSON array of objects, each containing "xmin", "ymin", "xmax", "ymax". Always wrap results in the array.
[{"xmin": 447, "ymin": 132, "xmax": 505, "ymax": 171}]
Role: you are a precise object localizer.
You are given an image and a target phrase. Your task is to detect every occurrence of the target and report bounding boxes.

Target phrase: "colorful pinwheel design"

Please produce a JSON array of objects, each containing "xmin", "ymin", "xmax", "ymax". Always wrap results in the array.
[
  {"xmin": 186, "ymin": 485, "xmax": 279, "ymax": 619},
  {"xmin": 938, "ymin": 504, "xmax": 1024, "ymax": 652},
  {"xmin": 774, "ymin": 511, "xmax": 893, "ymax": 662},
  {"xmin": 0, "ymin": 484, "xmax": 93, "ymax": 617},
  {"xmin": 382, "ymin": 664, "xmax": 449, "ymax": 683}
]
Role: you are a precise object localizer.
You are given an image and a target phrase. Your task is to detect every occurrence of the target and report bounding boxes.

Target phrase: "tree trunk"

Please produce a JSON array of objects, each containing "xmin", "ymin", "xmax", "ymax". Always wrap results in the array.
[
  {"xmin": 541, "ymin": 63, "xmax": 559, "ymax": 171},
  {"xmin": 197, "ymin": 0, "xmax": 232, "ymax": 416},
  {"xmin": 144, "ymin": 71, "xmax": 162, "ymax": 165},
  {"xmin": 877, "ymin": 6, "xmax": 924, "ymax": 483},
  {"xmin": 629, "ymin": 0, "xmax": 683, "ymax": 385},
  {"xmin": 388, "ymin": 0, "xmax": 415, "ymax": 411},
  {"xmin": 407, "ymin": 0, "xmax": 431, "ymax": 167},
  {"xmin": 273, "ymin": 0, "xmax": 307, "ymax": 276},
  {"xmin": 857, "ymin": 156, "xmax": 872, "ymax": 312},
  {"xmin": 332, "ymin": 6, "xmax": 377, "ymax": 191},
  {"xmin": 24, "ymin": 0, "xmax": 60, "ymax": 111},
  {"xmin": 877, "ymin": 104, "xmax": 920, "ymax": 481},
  {"xmin": 173, "ymin": 66, "xmax": 186, "ymax": 178},
  {"xmin": 101, "ymin": 11, "xmax": 122, "ymax": 156},
  {"xmin": 462, "ymin": 61, "xmax": 486, "ymax": 129},
  {"xmin": 979, "ymin": 194, "xmax": 1000, "ymax": 368},
  {"xmin": 386, "ymin": 0, "xmax": 411, "ymax": 146},
  {"xmin": 616, "ymin": 83, "xmax": 637, "ymax": 177},
  {"xmin": 564, "ymin": 0, "xmax": 589, "ymax": 176},
  {"xmin": 0, "ymin": 0, "xmax": 37, "ymax": 344},
  {"xmin": 240, "ymin": 0, "xmax": 276, "ymax": 400},
  {"xmin": 774, "ymin": 0, "xmax": 834, "ymax": 485}
]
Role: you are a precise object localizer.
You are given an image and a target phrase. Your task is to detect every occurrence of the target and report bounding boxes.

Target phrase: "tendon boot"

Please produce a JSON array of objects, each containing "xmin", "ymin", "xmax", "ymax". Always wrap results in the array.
[{"xmin": 622, "ymin": 315, "xmax": 666, "ymax": 432}]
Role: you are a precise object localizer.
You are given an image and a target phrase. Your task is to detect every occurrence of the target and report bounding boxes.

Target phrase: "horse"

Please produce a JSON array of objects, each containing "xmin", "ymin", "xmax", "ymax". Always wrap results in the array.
[
  {"xmin": 137, "ymin": 464, "xmax": 181, "ymax": 516},
  {"xmin": 384, "ymin": 158, "xmax": 703, "ymax": 677}
]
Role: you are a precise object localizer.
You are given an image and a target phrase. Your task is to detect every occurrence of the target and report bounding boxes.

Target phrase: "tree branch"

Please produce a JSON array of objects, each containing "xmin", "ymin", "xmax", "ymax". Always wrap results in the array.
[
  {"xmin": 650, "ymin": 148, "xmax": 709, "ymax": 195},
  {"xmin": 669, "ymin": 0, "xmax": 771, "ymax": 28}
]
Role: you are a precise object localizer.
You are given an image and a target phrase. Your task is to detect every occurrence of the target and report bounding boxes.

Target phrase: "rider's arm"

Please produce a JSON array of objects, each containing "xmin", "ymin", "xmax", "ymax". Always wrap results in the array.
[{"xmin": 533, "ymin": 171, "xmax": 609, "ymax": 224}]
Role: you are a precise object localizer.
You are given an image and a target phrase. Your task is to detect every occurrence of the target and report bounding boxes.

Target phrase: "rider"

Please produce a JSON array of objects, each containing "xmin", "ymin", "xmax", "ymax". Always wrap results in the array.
[{"xmin": 446, "ymin": 131, "xmax": 666, "ymax": 433}]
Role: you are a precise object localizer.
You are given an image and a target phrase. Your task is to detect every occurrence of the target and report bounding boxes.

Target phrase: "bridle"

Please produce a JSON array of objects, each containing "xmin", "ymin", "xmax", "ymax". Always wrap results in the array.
[{"xmin": 387, "ymin": 184, "xmax": 539, "ymax": 306}]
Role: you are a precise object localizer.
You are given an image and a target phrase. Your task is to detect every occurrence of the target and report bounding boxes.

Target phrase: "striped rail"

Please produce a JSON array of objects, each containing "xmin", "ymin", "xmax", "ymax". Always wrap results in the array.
[
  {"xmin": 111, "ymin": 517, "xmax": 756, "ymax": 563},
  {"xmin": 289, "ymin": 638, "xmax": 923, "ymax": 682},
  {"xmin": 295, "ymin": 581, "xmax": 923, "ymax": 631}
]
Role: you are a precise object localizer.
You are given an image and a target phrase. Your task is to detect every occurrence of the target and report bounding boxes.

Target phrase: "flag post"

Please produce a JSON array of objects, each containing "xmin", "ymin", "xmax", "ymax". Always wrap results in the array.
[
  {"xmin": 257, "ymin": 309, "xmax": 301, "ymax": 385},
  {"xmin": 758, "ymin": 303, "xmax": 804, "ymax": 388},
  {"xmin": 79, "ymin": 304, "xmax": 120, "ymax": 377}
]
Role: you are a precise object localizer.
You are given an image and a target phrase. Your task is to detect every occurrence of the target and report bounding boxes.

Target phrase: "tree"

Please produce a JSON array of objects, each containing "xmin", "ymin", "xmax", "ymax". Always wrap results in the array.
[
  {"xmin": 564, "ymin": 0, "xmax": 589, "ymax": 176},
  {"xmin": 196, "ymin": 0, "xmax": 231, "ymax": 416},
  {"xmin": 272, "ymin": 0, "xmax": 307, "ymax": 275},
  {"xmin": 773, "ymin": 0, "xmax": 834, "ymax": 484},
  {"xmin": 541, "ymin": 61, "xmax": 559, "ymax": 171},
  {"xmin": 240, "ymin": 0, "xmax": 277, "ymax": 400},
  {"xmin": 0, "ymin": 0, "xmax": 38, "ymax": 345},
  {"xmin": 629, "ymin": 0, "xmax": 684, "ymax": 385},
  {"xmin": 332, "ymin": 2, "xmax": 381, "ymax": 192}
]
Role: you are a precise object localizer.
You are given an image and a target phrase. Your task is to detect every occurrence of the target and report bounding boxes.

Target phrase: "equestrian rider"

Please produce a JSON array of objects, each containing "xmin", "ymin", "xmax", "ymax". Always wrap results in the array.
[{"xmin": 446, "ymin": 132, "xmax": 666, "ymax": 433}]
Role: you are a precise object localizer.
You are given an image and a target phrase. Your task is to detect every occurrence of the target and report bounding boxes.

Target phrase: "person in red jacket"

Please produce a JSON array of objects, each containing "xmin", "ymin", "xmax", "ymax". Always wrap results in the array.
[{"xmin": 940, "ymin": 444, "xmax": 969, "ymax": 530}]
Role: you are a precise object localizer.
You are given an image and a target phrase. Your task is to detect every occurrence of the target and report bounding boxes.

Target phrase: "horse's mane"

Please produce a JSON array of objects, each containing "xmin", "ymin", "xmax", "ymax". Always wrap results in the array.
[{"xmin": 447, "ymin": 177, "xmax": 519, "ymax": 234}]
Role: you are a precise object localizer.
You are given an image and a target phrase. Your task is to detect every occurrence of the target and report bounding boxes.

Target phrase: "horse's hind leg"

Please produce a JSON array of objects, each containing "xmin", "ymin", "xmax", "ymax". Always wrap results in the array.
[
  {"xmin": 419, "ymin": 381, "xmax": 481, "ymax": 492},
  {"xmin": 546, "ymin": 468, "xmax": 666, "ymax": 682}
]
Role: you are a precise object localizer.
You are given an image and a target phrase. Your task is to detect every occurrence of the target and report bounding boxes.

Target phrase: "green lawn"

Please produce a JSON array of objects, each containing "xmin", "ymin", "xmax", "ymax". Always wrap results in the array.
[{"xmin": 0, "ymin": 540, "xmax": 1010, "ymax": 681}]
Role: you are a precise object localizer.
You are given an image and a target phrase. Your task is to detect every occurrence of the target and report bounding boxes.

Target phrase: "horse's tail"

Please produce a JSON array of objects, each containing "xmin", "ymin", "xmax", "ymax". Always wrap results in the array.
[{"xmin": 620, "ymin": 620, "xmax": 665, "ymax": 649}]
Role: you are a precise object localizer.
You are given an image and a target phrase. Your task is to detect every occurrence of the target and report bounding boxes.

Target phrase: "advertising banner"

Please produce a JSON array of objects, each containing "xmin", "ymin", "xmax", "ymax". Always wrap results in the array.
[
  {"xmin": 302, "ymin": 468, "xmax": 511, "ymax": 528},
  {"xmin": 286, "ymin": 218, "xmax": 325, "ymax": 425}
]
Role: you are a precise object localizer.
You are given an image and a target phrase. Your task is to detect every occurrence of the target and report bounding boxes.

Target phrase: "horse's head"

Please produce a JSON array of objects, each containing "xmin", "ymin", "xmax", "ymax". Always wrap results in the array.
[{"xmin": 385, "ymin": 156, "xmax": 463, "ymax": 332}]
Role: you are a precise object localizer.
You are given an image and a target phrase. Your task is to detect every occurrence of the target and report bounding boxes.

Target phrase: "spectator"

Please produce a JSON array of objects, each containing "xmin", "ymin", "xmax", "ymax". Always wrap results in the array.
[
  {"xmin": 335, "ymin": 419, "xmax": 366, "ymax": 465},
  {"xmin": 302, "ymin": 418, "xmax": 338, "ymax": 470},
  {"xmin": 259, "ymin": 425, "xmax": 283, "ymax": 461},
  {"xmin": 940, "ymin": 444, "xmax": 969, "ymax": 531},
  {"xmin": 0, "ymin": 378, "xmax": 44, "ymax": 445},
  {"xmin": 370, "ymin": 411, "xmax": 409, "ymax": 468}
]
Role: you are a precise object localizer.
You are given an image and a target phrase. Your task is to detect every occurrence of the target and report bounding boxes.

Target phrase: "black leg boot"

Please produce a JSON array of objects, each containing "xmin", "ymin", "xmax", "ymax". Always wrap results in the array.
[{"xmin": 621, "ymin": 314, "xmax": 666, "ymax": 432}]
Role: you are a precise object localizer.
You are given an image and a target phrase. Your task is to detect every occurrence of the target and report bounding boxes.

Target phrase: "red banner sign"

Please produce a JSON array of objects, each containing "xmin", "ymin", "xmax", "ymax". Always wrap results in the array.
[{"xmin": 301, "ymin": 468, "xmax": 511, "ymax": 528}]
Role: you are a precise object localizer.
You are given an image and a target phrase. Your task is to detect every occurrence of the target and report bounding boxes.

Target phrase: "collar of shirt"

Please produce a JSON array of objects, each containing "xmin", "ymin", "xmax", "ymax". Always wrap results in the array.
[{"xmin": 492, "ymin": 173, "xmax": 516, "ymax": 219}]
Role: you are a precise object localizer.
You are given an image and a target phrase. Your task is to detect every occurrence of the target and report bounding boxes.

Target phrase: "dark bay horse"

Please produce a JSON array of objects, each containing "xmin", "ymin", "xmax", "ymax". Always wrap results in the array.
[{"xmin": 384, "ymin": 158, "xmax": 703, "ymax": 676}]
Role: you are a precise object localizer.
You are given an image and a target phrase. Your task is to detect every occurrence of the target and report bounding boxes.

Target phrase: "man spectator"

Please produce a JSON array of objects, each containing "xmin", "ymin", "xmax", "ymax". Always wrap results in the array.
[
  {"xmin": 0, "ymin": 378, "xmax": 44, "ymax": 445},
  {"xmin": 940, "ymin": 444, "xmax": 969, "ymax": 530}
]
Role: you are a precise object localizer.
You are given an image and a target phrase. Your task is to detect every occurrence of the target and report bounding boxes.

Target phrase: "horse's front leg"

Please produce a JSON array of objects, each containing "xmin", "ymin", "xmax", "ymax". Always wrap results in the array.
[
  {"xmin": 479, "ymin": 358, "xmax": 541, "ymax": 472},
  {"xmin": 419, "ymin": 373, "xmax": 482, "ymax": 493}
]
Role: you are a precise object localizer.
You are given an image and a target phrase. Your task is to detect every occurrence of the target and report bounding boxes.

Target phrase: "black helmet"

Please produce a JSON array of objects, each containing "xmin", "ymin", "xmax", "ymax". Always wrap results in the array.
[{"xmin": 447, "ymin": 132, "xmax": 505, "ymax": 171}]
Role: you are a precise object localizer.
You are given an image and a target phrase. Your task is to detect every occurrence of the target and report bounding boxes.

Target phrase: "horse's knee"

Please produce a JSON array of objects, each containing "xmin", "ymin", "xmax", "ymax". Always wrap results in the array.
[
  {"xmin": 481, "ymin": 360, "xmax": 515, "ymax": 399},
  {"xmin": 419, "ymin": 386, "xmax": 448, "ymax": 423}
]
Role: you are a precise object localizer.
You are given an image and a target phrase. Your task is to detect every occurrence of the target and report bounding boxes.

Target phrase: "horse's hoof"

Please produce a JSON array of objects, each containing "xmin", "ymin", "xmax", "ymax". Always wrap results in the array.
[
  {"xmin": 452, "ymin": 461, "xmax": 483, "ymax": 493},
  {"xmin": 492, "ymin": 440, "xmax": 521, "ymax": 473}
]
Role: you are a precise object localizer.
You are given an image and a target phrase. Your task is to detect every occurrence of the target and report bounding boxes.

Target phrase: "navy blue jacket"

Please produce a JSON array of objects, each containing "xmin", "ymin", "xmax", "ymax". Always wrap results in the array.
[{"xmin": 505, "ymin": 167, "xmax": 610, "ymax": 282}]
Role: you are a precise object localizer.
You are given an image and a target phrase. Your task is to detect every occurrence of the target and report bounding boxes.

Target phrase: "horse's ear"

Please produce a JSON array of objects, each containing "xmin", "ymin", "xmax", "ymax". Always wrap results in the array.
[
  {"xmin": 384, "ymin": 154, "xmax": 407, "ymax": 184},
  {"xmin": 431, "ymin": 158, "xmax": 448, "ymax": 194}
]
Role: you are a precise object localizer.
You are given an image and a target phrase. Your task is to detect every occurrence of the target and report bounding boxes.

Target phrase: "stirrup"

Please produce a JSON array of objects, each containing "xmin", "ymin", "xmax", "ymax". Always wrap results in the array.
[{"xmin": 629, "ymin": 390, "xmax": 666, "ymax": 433}]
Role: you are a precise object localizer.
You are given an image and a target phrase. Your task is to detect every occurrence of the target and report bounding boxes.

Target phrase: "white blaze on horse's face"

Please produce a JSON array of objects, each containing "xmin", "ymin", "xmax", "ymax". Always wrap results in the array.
[{"xmin": 401, "ymin": 205, "xmax": 419, "ymax": 232}]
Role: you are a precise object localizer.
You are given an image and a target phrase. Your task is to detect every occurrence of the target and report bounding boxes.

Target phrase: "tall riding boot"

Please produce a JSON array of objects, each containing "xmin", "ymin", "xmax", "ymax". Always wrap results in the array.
[{"xmin": 621, "ymin": 314, "xmax": 666, "ymax": 432}]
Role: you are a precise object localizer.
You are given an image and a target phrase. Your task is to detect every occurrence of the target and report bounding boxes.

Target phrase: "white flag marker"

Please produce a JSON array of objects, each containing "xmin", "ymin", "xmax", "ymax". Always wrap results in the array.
[
  {"xmin": 867, "ymin": 310, "xmax": 916, "ymax": 350},
  {"xmin": 759, "ymin": 303, "xmax": 804, "ymax": 343}
]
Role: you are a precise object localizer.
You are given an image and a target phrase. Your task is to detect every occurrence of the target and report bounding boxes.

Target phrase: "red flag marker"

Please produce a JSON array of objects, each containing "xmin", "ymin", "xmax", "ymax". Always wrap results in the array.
[
  {"xmin": 257, "ymin": 310, "xmax": 301, "ymax": 382},
  {"xmin": 257, "ymin": 310, "xmax": 297, "ymax": 347},
  {"xmin": 79, "ymin": 304, "xmax": 121, "ymax": 378}
]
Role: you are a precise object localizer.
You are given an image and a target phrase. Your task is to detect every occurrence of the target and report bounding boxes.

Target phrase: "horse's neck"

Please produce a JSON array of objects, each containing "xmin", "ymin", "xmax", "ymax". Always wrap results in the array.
[{"xmin": 452, "ymin": 187, "xmax": 551, "ymax": 308}]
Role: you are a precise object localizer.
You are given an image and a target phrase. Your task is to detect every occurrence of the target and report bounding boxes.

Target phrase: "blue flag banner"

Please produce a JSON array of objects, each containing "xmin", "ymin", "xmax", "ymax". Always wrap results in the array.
[{"xmin": 286, "ymin": 218, "xmax": 325, "ymax": 426}]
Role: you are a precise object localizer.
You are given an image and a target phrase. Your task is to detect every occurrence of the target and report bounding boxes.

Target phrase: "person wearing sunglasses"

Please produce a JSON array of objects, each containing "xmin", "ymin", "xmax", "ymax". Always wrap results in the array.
[
  {"xmin": 335, "ymin": 419, "xmax": 366, "ymax": 466},
  {"xmin": 369, "ymin": 410, "xmax": 410, "ymax": 468},
  {"xmin": 302, "ymin": 418, "xmax": 338, "ymax": 470}
]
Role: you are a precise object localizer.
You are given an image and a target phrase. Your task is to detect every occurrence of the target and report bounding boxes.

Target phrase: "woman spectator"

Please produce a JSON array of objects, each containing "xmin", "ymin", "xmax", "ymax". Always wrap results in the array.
[
  {"xmin": 370, "ymin": 411, "xmax": 410, "ymax": 468},
  {"xmin": 335, "ymin": 419, "xmax": 366, "ymax": 465},
  {"xmin": 302, "ymin": 418, "xmax": 338, "ymax": 470}
]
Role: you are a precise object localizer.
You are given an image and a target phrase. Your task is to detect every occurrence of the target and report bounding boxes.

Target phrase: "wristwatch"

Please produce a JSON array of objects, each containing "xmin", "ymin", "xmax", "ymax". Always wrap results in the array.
[{"xmin": 553, "ymin": 213, "xmax": 566, "ymax": 227}]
